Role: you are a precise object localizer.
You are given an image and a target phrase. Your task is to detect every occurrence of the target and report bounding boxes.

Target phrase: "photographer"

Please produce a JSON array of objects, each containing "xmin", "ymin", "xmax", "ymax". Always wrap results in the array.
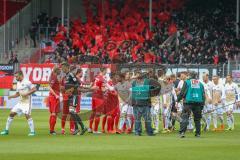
[{"xmin": 177, "ymin": 71, "xmax": 205, "ymax": 138}]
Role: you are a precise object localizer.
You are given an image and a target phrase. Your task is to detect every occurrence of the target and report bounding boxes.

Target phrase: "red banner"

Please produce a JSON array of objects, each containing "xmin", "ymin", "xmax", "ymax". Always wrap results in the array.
[
  {"xmin": 20, "ymin": 64, "xmax": 55, "ymax": 84},
  {"xmin": 20, "ymin": 64, "xmax": 117, "ymax": 84},
  {"xmin": 0, "ymin": 65, "xmax": 14, "ymax": 89}
]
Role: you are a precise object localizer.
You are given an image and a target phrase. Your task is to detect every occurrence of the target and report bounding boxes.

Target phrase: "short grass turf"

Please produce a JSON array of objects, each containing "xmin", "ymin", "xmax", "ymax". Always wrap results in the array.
[{"xmin": 0, "ymin": 109, "xmax": 239, "ymax": 160}]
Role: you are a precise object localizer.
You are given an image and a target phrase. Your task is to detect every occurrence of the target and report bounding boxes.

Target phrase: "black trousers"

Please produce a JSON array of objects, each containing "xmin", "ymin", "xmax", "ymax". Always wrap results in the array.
[
  {"xmin": 68, "ymin": 95, "xmax": 84, "ymax": 130},
  {"xmin": 179, "ymin": 104, "xmax": 203, "ymax": 135}
]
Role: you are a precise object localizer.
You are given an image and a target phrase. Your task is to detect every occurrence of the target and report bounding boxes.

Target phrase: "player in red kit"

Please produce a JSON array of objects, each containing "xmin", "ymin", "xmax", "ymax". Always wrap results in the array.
[
  {"xmin": 48, "ymin": 67, "xmax": 61, "ymax": 135},
  {"xmin": 102, "ymin": 73, "xmax": 115, "ymax": 133},
  {"xmin": 88, "ymin": 68, "xmax": 107, "ymax": 134},
  {"xmin": 104, "ymin": 73, "xmax": 120, "ymax": 134}
]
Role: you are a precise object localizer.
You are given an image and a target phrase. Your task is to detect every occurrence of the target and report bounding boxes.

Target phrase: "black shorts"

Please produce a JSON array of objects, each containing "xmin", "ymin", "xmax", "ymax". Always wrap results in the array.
[
  {"xmin": 68, "ymin": 95, "xmax": 78, "ymax": 107},
  {"xmin": 171, "ymin": 103, "xmax": 177, "ymax": 113}
]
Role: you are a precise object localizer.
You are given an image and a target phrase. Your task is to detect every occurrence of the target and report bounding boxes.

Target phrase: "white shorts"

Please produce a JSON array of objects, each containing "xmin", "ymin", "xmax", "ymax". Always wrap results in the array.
[
  {"xmin": 225, "ymin": 103, "xmax": 234, "ymax": 113},
  {"xmin": 177, "ymin": 102, "xmax": 183, "ymax": 112},
  {"xmin": 162, "ymin": 107, "xmax": 170, "ymax": 117},
  {"xmin": 212, "ymin": 105, "xmax": 224, "ymax": 115},
  {"xmin": 151, "ymin": 107, "xmax": 160, "ymax": 116},
  {"xmin": 120, "ymin": 103, "xmax": 133, "ymax": 115},
  {"xmin": 151, "ymin": 103, "xmax": 160, "ymax": 115},
  {"xmin": 11, "ymin": 102, "xmax": 32, "ymax": 116},
  {"xmin": 127, "ymin": 106, "xmax": 133, "ymax": 115},
  {"xmin": 203, "ymin": 104, "xmax": 212, "ymax": 113}
]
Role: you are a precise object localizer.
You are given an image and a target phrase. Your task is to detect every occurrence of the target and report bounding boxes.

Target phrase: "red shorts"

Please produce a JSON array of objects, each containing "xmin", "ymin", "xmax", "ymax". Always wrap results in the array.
[
  {"xmin": 49, "ymin": 95, "xmax": 60, "ymax": 113},
  {"xmin": 105, "ymin": 91, "xmax": 119, "ymax": 115},
  {"xmin": 107, "ymin": 103, "xmax": 120, "ymax": 116},
  {"xmin": 62, "ymin": 94, "xmax": 69, "ymax": 114},
  {"xmin": 92, "ymin": 92, "xmax": 105, "ymax": 114},
  {"xmin": 113, "ymin": 107, "xmax": 120, "ymax": 117}
]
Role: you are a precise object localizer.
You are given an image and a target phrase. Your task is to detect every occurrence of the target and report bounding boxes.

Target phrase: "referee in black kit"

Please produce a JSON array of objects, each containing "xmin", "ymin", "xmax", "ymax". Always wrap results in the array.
[{"xmin": 61, "ymin": 62, "xmax": 88, "ymax": 135}]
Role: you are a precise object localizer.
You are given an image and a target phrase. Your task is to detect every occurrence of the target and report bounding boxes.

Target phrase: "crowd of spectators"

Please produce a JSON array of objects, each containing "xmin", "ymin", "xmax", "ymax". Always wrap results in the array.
[
  {"xmin": 39, "ymin": 0, "xmax": 239, "ymax": 65},
  {"xmin": 174, "ymin": 0, "xmax": 239, "ymax": 64}
]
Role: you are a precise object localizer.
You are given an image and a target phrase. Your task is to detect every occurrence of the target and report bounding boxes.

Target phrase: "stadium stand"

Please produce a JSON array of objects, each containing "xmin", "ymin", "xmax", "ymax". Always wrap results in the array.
[
  {"xmin": 3, "ymin": 0, "xmax": 239, "ymax": 65},
  {"xmin": 0, "ymin": 0, "xmax": 30, "ymax": 25}
]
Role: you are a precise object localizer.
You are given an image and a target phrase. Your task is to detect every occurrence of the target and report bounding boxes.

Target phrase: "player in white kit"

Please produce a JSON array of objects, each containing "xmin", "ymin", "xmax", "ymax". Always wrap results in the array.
[
  {"xmin": 201, "ymin": 73, "xmax": 213, "ymax": 131},
  {"xmin": 161, "ymin": 76, "xmax": 177, "ymax": 133},
  {"xmin": 211, "ymin": 75, "xmax": 225, "ymax": 131},
  {"xmin": 0, "ymin": 71, "xmax": 37, "ymax": 136},
  {"xmin": 224, "ymin": 75, "xmax": 240, "ymax": 131},
  {"xmin": 116, "ymin": 72, "xmax": 133, "ymax": 134},
  {"xmin": 150, "ymin": 73, "xmax": 162, "ymax": 134}
]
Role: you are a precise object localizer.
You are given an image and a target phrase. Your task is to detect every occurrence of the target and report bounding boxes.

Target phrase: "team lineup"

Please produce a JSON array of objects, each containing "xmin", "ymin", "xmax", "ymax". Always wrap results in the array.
[{"xmin": 1, "ymin": 63, "xmax": 240, "ymax": 137}]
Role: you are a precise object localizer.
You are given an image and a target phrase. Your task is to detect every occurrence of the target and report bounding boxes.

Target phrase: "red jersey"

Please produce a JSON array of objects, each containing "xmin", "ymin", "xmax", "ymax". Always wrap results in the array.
[
  {"xmin": 94, "ymin": 75, "xmax": 106, "ymax": 91},
  {"xmin": 106, "ymin": 79, "xmax": 117, "ymax": 95},
  {"xmin": 105, "ymin": 79, "xmax": 119, "ymax": 114},
  {"xmin": 92, "ymin": 75, "xmax": 106, "ymax": 112},
  {"xmin": 49, "ymin": 73, "xmax": 60, "ymax": 96}
]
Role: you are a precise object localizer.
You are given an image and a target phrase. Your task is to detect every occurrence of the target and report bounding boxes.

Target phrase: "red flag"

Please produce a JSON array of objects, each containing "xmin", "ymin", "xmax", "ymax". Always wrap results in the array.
[
  {"xmin": 109, "ymin": 49, "xmax": 118, "ymax": 60},
  {"xmin": 125, "ymin": 17, "xmax": 136, "ymax": 26},
  {"xmin": 145, "ymin": 29, "xmax": 153, "ymax": 40},
  {"xmin": 137, "ymin": 20, "xmax": 146, "ymax": 33},
  {"xmin": 58, "ymin": 25, "xmax": 67, "ymax": 33},
  {"xmin": 124, "ymin": 32, "xmax": 130, "ymax": 40},
  {"xmin": 168, "ymin": 23, "xmax": 177, "ymax": 36},
  {"xmin": 144, "ymin": 53, "xmax": 155, "ymax": 63},
  {"xmin": 135, "ymin": 34, "xmax": 145, "ymax": 43},
  {"xmin": 91, "ymin": 46, "xmax": 98, "ymax": 56},
  {"xmin": 131, "ymin": 44, "xmax": 141, "ymax": 61},
  {"xmin": 158, "ymin": 12, "xmax": 170, "ymax": 22},
  {"xmin": 133, "ymin": 12, "xmax": 141, "ymax": 21},
  {"xmin": 73, "ymin": 38, "xmax": 82, "ymax": 48},
  {"xmin": 53, "ymin": 32, "xmax": 66, "ymax": 44},
  {"xmin": 213, "ymin": 55, "xmax": 219, "ymax": 65},
  {"xmin": 95, "ymin": 35, "xmax": 103, "ymax": 47}
]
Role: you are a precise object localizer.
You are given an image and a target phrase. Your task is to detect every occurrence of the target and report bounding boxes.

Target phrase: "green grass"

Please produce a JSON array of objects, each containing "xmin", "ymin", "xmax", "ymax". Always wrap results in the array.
[{"xmin": 0, "ymin": 110, "xmax": 240, "ymax": 160}]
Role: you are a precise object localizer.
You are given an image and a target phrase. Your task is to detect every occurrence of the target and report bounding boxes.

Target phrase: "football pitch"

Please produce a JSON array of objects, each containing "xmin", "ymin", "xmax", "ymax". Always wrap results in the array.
[{"xmin": 0, "ymin": 110, "xmax": 239, "ymax": 160}]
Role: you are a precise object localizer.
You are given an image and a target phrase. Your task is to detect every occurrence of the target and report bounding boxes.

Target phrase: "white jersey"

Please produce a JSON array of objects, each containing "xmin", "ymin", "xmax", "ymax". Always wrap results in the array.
[
  {"xmin": 162, "ymin": 86, "xmax": 177, "ymax": 108},
  {"xmin": 16, "ymin": 79, "xmax": 35, "ymax": 104},
  {"xmin": 202, "ymin": 81, "xmax": 213, "ymax": 100},
  {"xmin": 211, "ymin": 83, "xmax": 225, "ymax": 105},
  {"xmin": 224, "ymin": 82, "xmax": 240, "ymax": 103},
  {"xmin": 176, "ymin": 80, "xmax": 184, "ymax": 111},
  {"xmin": 115, "ymin": 81, "xmax": 131, "ymax": 104},
  {"xmin": 177, "ymin": 80, "xmax": 184, "ymax": 90},
  {"xmin": 11, "ymin": 79, "xmax": 35, "ymax": 115},
  {"xmin": 115, "ymin": 81, "xmax": 133, "ymax": 115}
]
